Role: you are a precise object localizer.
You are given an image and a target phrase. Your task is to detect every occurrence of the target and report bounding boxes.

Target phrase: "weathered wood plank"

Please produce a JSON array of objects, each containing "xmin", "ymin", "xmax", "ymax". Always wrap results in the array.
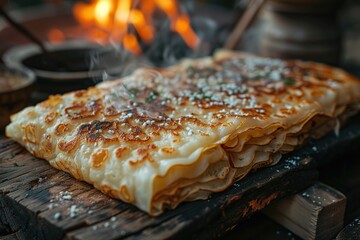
[
  {"xmin": 264, "ymin": 182, "xmax": 347, "ymax": 240},
  {"xmin": 122, "ymin": 165, "xmax": 317, "ymax": 240},
  {"xmin": 1, "ymin": 115, "xmax": 360, "ymax": 240}
]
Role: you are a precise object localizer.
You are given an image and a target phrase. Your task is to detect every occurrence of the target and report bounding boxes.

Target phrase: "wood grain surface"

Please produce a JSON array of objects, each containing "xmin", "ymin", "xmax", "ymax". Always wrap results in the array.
[{"xmin": 1, "ymin": 115, "xmax": 360, "ymax": 240}]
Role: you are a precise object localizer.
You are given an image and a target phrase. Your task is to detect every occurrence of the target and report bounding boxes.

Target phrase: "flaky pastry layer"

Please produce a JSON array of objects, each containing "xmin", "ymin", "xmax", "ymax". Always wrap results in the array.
[{"xmin": 6, "ymin": 50, "xmax": 360, "ymax": 215}]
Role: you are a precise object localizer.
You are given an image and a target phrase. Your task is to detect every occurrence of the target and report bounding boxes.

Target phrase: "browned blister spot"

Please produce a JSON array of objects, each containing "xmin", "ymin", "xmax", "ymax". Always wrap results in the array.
[
  {"xmin": 92, "ymin": 149, "xmax": 109, "ymax": 168},
  {"xmin": 45, "ymin": 112, "xmax": 59, "ymax": 124},
  {"xmin": 161, "ymin": 147, "xmax": 175, "ymax": 154},
  {"xmin": 117, "ymin": 123, "xmax": 151, "ymax": 143},
  {"xmin": 65, "ymin": 100, "xmax": 101, "ymax": 120},
  {"xmin": 39, "ymin": 95, "xmax": 62, "ymax": 109},
  {"xmin": 58, "ymin": 138, "xmax": 79, "ymax": 153},
  {"xmin": 222, "ymin": 122, "xmax": 234, "ymax": 127},
  {"xmin": 100, "ymin": 184, "xmax": 112, "ymax": 194},
  {"xmin": 274, "ymin": 114, "xmax": 286, "ymax": 119},
  {"xmin": 101, "ymin": 137, "xmax": 121, "ymax": 146},
  {"xmin": 241, "ymin": 108, "xmax": 269, "ymax": 120},
  {"xmin": 137, "ymin": 144, "xmax": 157, "ymax": 157},
  {"xmin": 25, "ymin": 110, "xmax": 38, "ymax": 119},
  {"xmin": 130, "ymin": 144, "xmax": 157, "ymax": 166},
  {"xmin": 255, "ymin": 86, "xmax": 276, "ymax": 95},
  {"xmin": 55, "ymin": 123, "xmax": 70, "ymax": 136},
  {"xmin": 54, "ymin": 159, "xmax": 82, "ymax": 179},
  {"xmin": 311, "ymin": 90, "xmax": 326, "ymax": 98},
  {"xmin": 280, "ymin": 108, "xmax": 298, "ymax": 115},
  {"xmin": 40, "ymin": 134, "xmax": 54, "ymax": 157},
  {"xmin": 179, "ymin": 116, "xmax": 209, "ymax": 127},
  {"xmin": 115, "ymin": 147, "xmax": 128, "ymax": 159},
  {"xmin": 100, "ymin": 184, "xmax": 119, "ymax": 198},
  {"xmin": 104, "ymin": 105, "xmax": 122, "ymax": 117},
  {"xmin": 284, "ymin": 93, "xmax": 304, "ymax": 102},
  {"xmin": 129, "ymin": 157, "xmax": 154, "ymax": 167},
  {"xmin": 271, "ymin": 98, "xmax": 282, "ymax": 104},
  {"xmin": 45, "ymin": 135, "xmax": 53, "ymax": 148},
  {"xmin": 23, "ymin": 124, "xmax": 37, "ymax": 144},
  {"xmin": 77, "ymin": 120, "xmax": 120, "ymax": 144},
  {"xmin": 74, "ymin": 90, "xmax": 86, "ymax": 98},
  {"xmin": 120, "ymin": 185, "xmax": 133, "ymax": 202}
]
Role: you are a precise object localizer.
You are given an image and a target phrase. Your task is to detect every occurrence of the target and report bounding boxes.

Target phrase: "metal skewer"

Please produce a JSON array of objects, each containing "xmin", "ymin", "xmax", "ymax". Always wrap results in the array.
[
  {"xmin": 0, "ymin": 8, "xmax": 76, "ymax": 71},
  {"xmin": 224, "ymin": 0, "xmax": 267, "ymax": 50},
  {"xmin": 0, "ymin": 8, "xmax": 49, "ymax": 54}
]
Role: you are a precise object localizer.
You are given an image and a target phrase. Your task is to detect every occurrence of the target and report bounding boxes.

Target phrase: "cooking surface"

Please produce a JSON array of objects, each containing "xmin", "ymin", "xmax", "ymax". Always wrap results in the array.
[{"xmin": 1, "ymin": 115, "xmax": 360, "ymax": 239}]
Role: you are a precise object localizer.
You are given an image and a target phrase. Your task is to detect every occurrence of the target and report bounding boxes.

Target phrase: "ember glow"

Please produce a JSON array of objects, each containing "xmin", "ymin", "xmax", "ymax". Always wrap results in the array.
[
  {"xmin": 48, "ymin": 28, "xmax": 65, "ymax": 44},
  {"xmin": 72, "ymin": 0, "xmax": 199, "ymax": 55}
]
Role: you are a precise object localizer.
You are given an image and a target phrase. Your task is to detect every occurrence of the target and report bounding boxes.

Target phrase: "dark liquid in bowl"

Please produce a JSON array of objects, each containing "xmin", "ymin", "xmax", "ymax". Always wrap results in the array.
[
  {"xmin": 22, "ymin": 48, "xmax": 95, "ymax": 72},
  {"xmin": 19, "ymin": 48, "xmax": 125, "ymax": 97},
  {"xmin": 22, "ymin": 48, "xmax": 122, "ymax": 73}
]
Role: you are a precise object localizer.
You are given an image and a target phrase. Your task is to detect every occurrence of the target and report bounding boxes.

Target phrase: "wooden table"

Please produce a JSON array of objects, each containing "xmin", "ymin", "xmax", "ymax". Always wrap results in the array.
[{"xmin": 1, "ymin": 115, "xmax": 360, "ymax": 240}]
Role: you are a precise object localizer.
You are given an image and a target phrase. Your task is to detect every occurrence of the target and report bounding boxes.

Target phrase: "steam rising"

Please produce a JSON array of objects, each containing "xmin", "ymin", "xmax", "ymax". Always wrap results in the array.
[{"xmin": 88, "ymin": 14, "xmax": 219, "ymax": 84}]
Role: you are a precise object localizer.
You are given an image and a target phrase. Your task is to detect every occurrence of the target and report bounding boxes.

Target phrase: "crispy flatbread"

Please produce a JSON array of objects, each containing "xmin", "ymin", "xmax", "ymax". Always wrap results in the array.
[{"xmin": 6, "ymin": 50, "xmax": 360, "ymax": 215}]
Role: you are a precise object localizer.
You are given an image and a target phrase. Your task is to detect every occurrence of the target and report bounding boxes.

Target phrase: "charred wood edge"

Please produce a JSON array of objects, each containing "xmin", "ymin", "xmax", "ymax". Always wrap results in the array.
[
  {"xmin": 0, "ymin": 195, "xmax": 62, "ymax": 240},
  {"xmin": 0, "ymin": 115, "xmax": 360, "ymax": 239},
  {"xmin": 0, "ymin": 194, "xmax": 12, "ymax": 235}
]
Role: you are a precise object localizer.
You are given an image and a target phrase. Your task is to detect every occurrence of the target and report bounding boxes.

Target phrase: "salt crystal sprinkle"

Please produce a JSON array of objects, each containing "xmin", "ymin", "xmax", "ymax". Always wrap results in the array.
[
  {"xmin": 62, "ymin": 194, "xmax": 72, "ymax": 201},
  {"xmin": 70, "ymin": 205, "xmax": 79, "ymax": 218},
  {"xmin": 53, "ymin": 212, "xmax": 61, "ymax": 220}
]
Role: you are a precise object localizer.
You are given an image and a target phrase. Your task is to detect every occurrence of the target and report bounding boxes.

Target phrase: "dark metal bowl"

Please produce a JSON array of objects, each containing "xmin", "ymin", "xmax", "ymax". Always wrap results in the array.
[
  {"xmin": 2, "ymin": 41, "xmax": 127, "ymax": 99},
  {"xmin": 0, "ymin": 65, "xmax": 35, "ymax": 131}
]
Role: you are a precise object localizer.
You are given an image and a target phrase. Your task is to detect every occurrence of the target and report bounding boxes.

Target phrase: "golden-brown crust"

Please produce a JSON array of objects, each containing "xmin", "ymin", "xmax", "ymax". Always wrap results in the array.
[
  {"xmin": 6, "ymin": 50, "xmax": 360, "ymax": 216},
  {"xmin": 91, "ymin": 149, "xmax": 109, "ymax": 168}
]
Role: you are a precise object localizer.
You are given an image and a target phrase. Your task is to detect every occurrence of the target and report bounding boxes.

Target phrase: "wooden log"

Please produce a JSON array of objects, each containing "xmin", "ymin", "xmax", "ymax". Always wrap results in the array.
[{"xmin": 263, "ymin": 182, "xmax": 346, "ymax": 240}]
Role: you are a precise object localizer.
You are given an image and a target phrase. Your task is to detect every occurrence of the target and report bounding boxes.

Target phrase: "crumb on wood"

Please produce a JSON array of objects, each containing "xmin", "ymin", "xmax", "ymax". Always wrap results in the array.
[
  {"xmin": 13, "ymin": 162, "xmax": 25, "ymax": 167},
  {"xmin": 53, "ymin": 212, "xmax": 62, "ymax": 220}
]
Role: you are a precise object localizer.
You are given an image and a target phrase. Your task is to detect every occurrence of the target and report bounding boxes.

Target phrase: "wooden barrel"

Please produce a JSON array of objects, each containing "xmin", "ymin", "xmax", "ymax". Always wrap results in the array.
[
  {"xmin": 268, "ymin": 0, "xmax": 343, "ymax": 14},
  {"xmin": 259, "ymin": 11, "xmax": 341, "ymax": 65},
  {"xmin": 258, "ymin": 0, "xmax": 343, "ymax": 65}
]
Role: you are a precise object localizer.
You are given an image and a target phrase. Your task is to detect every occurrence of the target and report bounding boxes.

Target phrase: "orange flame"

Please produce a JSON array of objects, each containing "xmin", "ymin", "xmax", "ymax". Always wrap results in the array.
[
  {"xmin": 174, "ymin": 16, "xmax": 198, "ymax": 49},
  {"xmin": 71, "ymin": 0, "xmax": 199, "ymax": 55}
]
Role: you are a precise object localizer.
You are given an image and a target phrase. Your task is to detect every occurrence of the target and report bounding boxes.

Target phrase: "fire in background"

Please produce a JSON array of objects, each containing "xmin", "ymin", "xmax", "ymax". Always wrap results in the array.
[{"xmin": 72, "ymin": 0, "xmax": 199, "ymax": 55}]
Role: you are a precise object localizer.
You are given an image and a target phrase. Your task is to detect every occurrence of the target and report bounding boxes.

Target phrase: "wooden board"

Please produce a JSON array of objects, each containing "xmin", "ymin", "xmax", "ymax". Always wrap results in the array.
[
  {"xmin": 264, "ymin": 182, "xmax": 347, "ymax": 240},
  {"xmin": 1, "ymin": 115, "xmax": 360, "ymax": 240}
]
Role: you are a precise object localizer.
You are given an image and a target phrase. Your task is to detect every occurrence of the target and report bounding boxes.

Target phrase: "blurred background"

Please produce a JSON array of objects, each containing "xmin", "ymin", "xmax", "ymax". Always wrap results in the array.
[
  {"xmin": 1, "ymin": 1, "xmax": 360, "ymax": 239},
  {"xmin": 1, "ymin": 0, "xmax": 360, "ymax": 66},
  {"xmin": 1, "ymin": 0, "xmax": 359, "ymax": 93}
]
